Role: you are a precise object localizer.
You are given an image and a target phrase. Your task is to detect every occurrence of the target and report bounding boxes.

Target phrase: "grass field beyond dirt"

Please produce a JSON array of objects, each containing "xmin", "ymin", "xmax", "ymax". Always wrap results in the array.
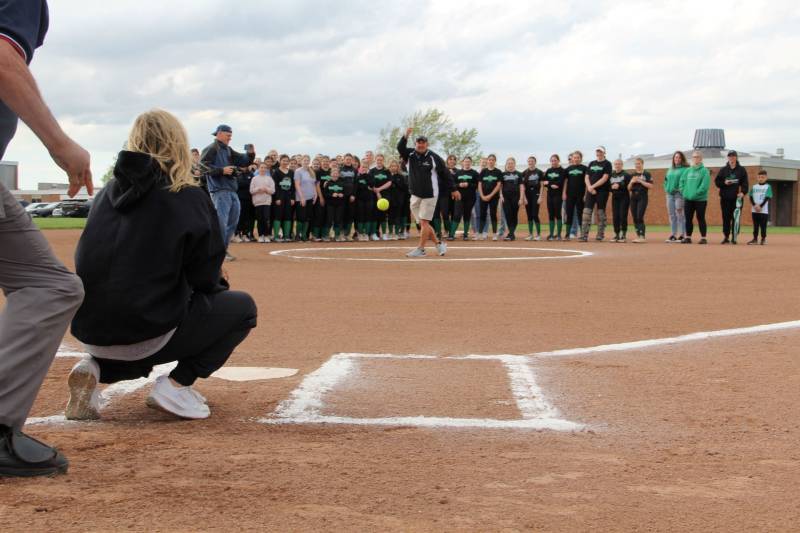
[{"xmin": 32, "ymin": 217, "xmax": 800, "ymax": 234}]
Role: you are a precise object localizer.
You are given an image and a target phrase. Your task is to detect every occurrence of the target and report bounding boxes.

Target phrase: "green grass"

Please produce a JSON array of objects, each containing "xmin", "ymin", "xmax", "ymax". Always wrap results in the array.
[{"xmin": 33, "ymin": 217, "xmax": 87, "ymax": 230}]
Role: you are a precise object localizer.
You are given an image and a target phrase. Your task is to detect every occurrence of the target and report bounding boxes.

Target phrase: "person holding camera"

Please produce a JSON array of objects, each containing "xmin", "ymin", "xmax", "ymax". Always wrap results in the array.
[{"xmin": 200, "ymin": 125, "xmax": 255, "ymax": 261}]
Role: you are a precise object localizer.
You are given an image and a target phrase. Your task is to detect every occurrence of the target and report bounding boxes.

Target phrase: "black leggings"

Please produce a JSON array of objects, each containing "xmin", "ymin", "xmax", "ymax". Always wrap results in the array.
[
  {"xmin": 356, "ymin": 195, "xmax": 373, "ymax": 227},
  {"xmin": 236, "ymin": 194, "xmax": 254, "ymax": 237},
  {"xmin": 720, "ymin": 197, "xmax": 737, "ymax": 238},
  {"xmin": 254, "ymin": 205, "xmax": 271, "ymax": 237},
  {"xmin": 547, "ymin": 191, "xmax": 563, "ymax": 221},
  {"xmin": 564, "ymin": 194, "xmax": 584, "ymax": 231},
  {"xmin": 326, "ymin": 203, "xmax": 344, "ymax": 232},
  {"xmin": 502, "ymin": 192, "xmax": 520, "ymax": 236},
  {"xmin": 273, "ymin": 196, "xmax": 294, "ymax": 221},
  {"xmin": 295, "ymin": 201, "xmax": 312, "ymax": 224},
  {"xmin": 479, "ymin": 195, "xmax": 500, "ymax": 233},
  {"xmin": 611, "ymin": 194, "xmax": 629, "ymax": 236},
  {"xmin": 452, "ymin": 189, "xmax": 476, "ymax": 234},
  {"xmin": 95, "ymin": 291, "xmax": 257, "ymax": 387},
  {"xmin": 630, "ymin": 192, "xmax": 648, "ymax": 236},
  {"xmin": 313, "ymin": 198, "xmax": 327, "ymax": 231},
  {"xmin": 525, "ymin": 191, "xmax": 540, "ymax": 225},
  {"xmin": 684, "ymin": 200, "xmax": 707, "ymax": 237},
  {"xmin": 752, "ymin": 212, "xmax": 768, "ymax": 239}
]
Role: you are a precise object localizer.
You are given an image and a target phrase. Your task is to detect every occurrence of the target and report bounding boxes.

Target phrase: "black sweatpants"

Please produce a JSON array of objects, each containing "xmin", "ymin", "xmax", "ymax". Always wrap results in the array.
[
  {"xmin": 356, "ymin": 194, "xmax": 372, "ymax": 231},
  {"xmin": 254, "ymin": 205, "xmax": 271, "ymax": 238},
  {"xmin": 684, "ymin": 199, "xmax": 707, "ymax": 237},
  {"xmin": 502, "ymin": 192, "xmax": 520, "ymax": 237},
  {"xmin": 546, "ymin": 191, "xmax": 562, "ymax": 222},
  {"xmin": 452, "ymin": 189, "xmax": 476, "ymax": 236},
  {"xmin": 525, "ymin": 191, "xmax": 541, "ymax": 226},
  {"xmin": 433, "ymin": 193, "xmax": 452, "ymax": 235},
  {"xmin": 630, "ymin": 192, "xmax": 648, "ymax": 237},
  {"xmin": 326, "ymin": 202, "xmax": 344, "ymax": 233},
  {"xmin": 94, "ymin": 291, "xmax": 257, "ymax": 387},
  {"xmin": 236, "ymin": 194, "xmax": 254, "ymax": 237},
  {"xmin": 611, "ymin": 194, "xmax": 629, "ymax": 236},
  {"xmin": 752, "ymin": 212, "xmax": 768, "ymax": 240},
  {"xmin": 720, "ymin": 197, "xmax": 738, "ymax": 238},
  {"xmin": 479, "ymin": 195, "xmax": 500, "ymax": 233},
  {"xmin": 313, "ymin": 199, "xmax": 327, "ymax": 234},
  {"xmin": 564, "ymin": 194, "xmax": 584, "ymax": 233}
]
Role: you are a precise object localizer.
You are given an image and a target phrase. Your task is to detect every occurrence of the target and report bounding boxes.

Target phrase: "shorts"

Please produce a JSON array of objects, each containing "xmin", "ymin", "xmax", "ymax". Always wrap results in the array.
[{"xmin": 410, "ymin": 195, "xmax": 437, "ymax": 222}]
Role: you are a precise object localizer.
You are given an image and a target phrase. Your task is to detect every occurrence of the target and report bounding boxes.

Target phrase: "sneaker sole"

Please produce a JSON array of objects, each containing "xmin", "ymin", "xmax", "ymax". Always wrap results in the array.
[
  {"xmin": 146, "ymin": 392, "xmax": 209, "ymax": 420},
  {"xmin": 65, "ymin": 367, "xmax": 100, "ymax": 421},
  {"xmin": 0, "ymin": 462, "xmax": 68, "ymax": 478}
]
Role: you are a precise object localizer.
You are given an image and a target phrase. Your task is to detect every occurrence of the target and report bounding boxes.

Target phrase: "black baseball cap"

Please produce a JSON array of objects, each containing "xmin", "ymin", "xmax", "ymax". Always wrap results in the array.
[
  {"xmin": 415, "ymin": 135, "xmax": 428, "ymax": 143},
  {"xmin": 212, "ymin": 124, "xmax": 232, "ymax": 135},
  {"xmin": 727, "ymin": 150, "xmax": 738, "ymax": 157}
]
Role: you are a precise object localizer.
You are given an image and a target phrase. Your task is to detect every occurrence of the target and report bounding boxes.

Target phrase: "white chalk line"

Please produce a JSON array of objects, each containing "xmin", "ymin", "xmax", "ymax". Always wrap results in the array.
[
  {"xmin": 531, "ymin": 319, "xmax": 800, "ymax": 358},
  {"xmin": 270, "ymin": 246, "xmax": 593, "ymax": 263},
  {"xmin": 263, "ymin": 353, "xmax": 580, "ymax": 431}
]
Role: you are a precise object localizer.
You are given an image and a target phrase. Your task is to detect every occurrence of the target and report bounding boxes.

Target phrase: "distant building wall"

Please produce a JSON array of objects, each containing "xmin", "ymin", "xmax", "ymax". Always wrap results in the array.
[{"xmin": 0, "ymin": 161, "xmax": 18, "ymax": 190}]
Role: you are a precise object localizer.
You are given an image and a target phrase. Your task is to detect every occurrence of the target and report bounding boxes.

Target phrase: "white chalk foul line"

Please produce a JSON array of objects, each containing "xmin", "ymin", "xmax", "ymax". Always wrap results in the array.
[
  {"xmin": 262, "ymin": 353, "xmax": 581, "ymax": 431},
  {"xmin": 270, "ymin": 246, "xmax": 592, "ymax": 263},
  {"xmin": 531, "ymin": 319, "xmax": 800, "ymax": 358}
]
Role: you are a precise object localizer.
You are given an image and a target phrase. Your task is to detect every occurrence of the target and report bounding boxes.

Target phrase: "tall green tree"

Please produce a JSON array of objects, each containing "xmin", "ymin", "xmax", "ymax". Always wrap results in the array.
[{"xmin": 377, "ymin": 108, "xmax": 482, "ymax": 162}]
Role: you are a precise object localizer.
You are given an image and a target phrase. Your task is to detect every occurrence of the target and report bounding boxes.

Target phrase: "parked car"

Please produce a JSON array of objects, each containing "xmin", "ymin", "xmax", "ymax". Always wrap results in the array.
[
  {"xmin": 19, "ymin": 200, "xmax": 30, "ymax": 208},
  {"xmin": 54, "ymin": 200, "xmax": 92, "ymax": 218},
  {"xmin": 25, "ymin": 202, "xmax": 49, "ymax": 212},
  {"xmin": 28, "ymin": 202, "xmax": 60, "ymax": 217}
]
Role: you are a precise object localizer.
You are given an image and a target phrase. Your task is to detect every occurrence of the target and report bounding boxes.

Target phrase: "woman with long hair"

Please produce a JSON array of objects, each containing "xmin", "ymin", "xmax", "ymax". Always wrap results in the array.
[
  {"xmin": 66, "ymin": 110, "xmax": 257, "ymax": 421},
  {"xmin": 451, "ymin": 156, "xmax": 479, "ymax": 240},
  {"xmin": 680, "ymin": 150, "xmax": 711, "ymax": 244},
  {"xmin": 628, "ymin": 157, "xmax": 653, "ymax": 243},
  {"xmin": 609, "ymin": 158, "xmax": 631, "ymax": 242},
  {"xmin": 564, "ymin": 150, "xmax": 587, "ymax": 241},
  {"xmin": 664, "ymin": 151, "xmax": 689, "ymax": 242},
  {"xmin": 370, "ymin": 154, "xmax": 393, "ymax": 240},
  {"xmin": 543, "ymin": 154, "xmax": 566, "ymax": 240},
  {"xmin": 272, "ymin": 154, "xmax": 295, "ymax": 242},
  {"xmin": 293, "ymin": 155, "xmax": 317, "ymax": 242},
  {"xmin": 388, "ymin": 159, "xmax": 408, "ymax": 240},
  {"xmin": 478, "ymin": 154, "xmax": 503, "ymax": 240},
  {"xmin": 500, "ymin": 157, "xmax": 525, "ymax": 241},
  {"xmin": 522, "ymin": 156, "xmax": 544, "ymax": 240}
]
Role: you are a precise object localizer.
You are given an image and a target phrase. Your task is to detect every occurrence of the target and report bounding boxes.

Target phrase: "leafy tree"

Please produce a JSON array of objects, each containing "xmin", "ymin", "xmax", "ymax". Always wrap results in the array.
[
  {"xmin": 377, "ymin": 108, "xmax": 482, "ymax": 162},
  {"xmin": 101, "ymin": 156, "xmax": 117, "ymax": 185}
]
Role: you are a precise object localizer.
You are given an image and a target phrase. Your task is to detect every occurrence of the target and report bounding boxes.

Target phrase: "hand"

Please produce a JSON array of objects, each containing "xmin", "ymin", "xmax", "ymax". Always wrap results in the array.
[
  {"xmin": 452, "ymin": 191, "xmax": 461, "ymax": 201},
  {"xmin": 300, "ymin": 200, "xmax": 306, "ymax": 207},
  {"xmin": 459, "ymin": 182, "xmax": 467, "ymax": 188},
  {"xmin": 611, "ymin": 183, "xmax": 619, "ymax": 190},
  {"xmin": 376, "ymin": 192, "xmax": 382, "ymax": 200},
  {"xmin": 755, "ymin": 205, "xmax": 761, "ymax": 213},
  {"xmin": 223, "ymin": 166, "xmax": 236, "ymax": 176},
  {"xmin": 737, "ymin": 192, "xmax": 744, "ymax": 198},
  {"xmin": 537, "ymin": 197, "xmax": 543, "ymax": 205},
  {"xmin": 405, "ymin": 127, "xmax": 413, "ymax": 138},
  {"xmin": 291, "ymin": 200, "xmax": 295, "ymax": 206},
  {"xmin": 220, "ymin": 268, "xmax": 230, "ymax": 283},
  {"xmin": 519, "ymin": 198, "xmax": 525, "ymax": 206},
  {"xmin": 50, "ymin": 137, "xmax": 93, "ymax": 197},
  {"xmin": 247, "ymin": 144, "xmax": 256, "ymax": 155},
  {"xmin": 550, "ymin": 184, "xmax": 558, "ymax": 189},
  {"xmin": 590, "ymin": 188, "xmax": 597, "ymax": 195},
  {"xmin": 320, "ymin": 198, "xmax": 326, "ymax": 207},
  {"xmin": 276, "ymin": 199, "xmax": 281, "ymax": 206},
  {"xmin": 350, "ymin": 195, "xmax": 355, "ymax": 203}
]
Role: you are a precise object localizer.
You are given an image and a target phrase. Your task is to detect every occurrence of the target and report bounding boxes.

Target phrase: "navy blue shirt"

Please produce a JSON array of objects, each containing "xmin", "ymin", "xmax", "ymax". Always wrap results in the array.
[{"xmin": 0, "ymin": 0, "xmax": 49, "ymax": 159}]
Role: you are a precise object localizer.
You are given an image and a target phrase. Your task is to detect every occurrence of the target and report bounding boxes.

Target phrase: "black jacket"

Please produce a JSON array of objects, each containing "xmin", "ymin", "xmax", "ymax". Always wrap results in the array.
[
  {"xmin": 199, "ymin": 140, "xmax": 254, "ymax": 193},
  {"xmin": 715, "ymin": 163, "xmax": 749, "ymax": 199},
  {"xmin": 71, "ymin": 151, "xmax": 228, "ymax": 346},
  {"xmin": 396, "ymin": 136, "xmax": 454, "ymax": 198}
]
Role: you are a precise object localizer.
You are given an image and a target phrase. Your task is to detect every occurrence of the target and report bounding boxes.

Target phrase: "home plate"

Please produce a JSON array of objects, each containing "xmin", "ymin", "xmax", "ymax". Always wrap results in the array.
[{"xmin": 211, "ymin": 367, "xmax": 298, "ymax": 382}]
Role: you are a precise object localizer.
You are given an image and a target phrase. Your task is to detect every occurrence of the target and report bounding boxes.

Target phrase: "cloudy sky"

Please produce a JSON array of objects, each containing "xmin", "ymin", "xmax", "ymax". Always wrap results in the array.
[{"xmin": 6, "ymin": 0, "xmax": 800, "ymax": 189}]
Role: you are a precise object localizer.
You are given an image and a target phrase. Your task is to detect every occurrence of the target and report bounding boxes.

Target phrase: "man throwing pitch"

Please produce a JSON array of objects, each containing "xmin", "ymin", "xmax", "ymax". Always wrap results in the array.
[{"xmin": 397, "ymin": 128, "xmax": 453, "ymax": 257}]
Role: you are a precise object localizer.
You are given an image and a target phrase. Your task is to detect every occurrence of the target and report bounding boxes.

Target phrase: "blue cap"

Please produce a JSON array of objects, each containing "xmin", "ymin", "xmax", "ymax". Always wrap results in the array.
[{"xmin": 212, "ymin": 124, "xmax": 232, "ymax": 135}]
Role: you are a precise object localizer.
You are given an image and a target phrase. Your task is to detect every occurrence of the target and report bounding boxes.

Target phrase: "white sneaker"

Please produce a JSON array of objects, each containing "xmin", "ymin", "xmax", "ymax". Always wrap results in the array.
[
  {"xmin": 534, "ymin": 235, "xmax": 542, "ymax": 241},
  {"xmin": 232, "ymin": 236, "xmax": 242, "ymax": 244},
  {"xmin": 436, "ymin": 241, "xmax": 447, "ymax": 256},
  {"xmin": 370, "ymin": 233, "xmax": 380, "ymax": 241},
  {"xmin": 224, "ymin": 253, "xmax": 236, "ymax": 262},
  {"xmin": 406, "ymin": 247, "xmax": 426, "ymax": 258},
  {"xmin": 492, "ymin": 234, "xmax": 499, "ymax": 241},
  {"xmin": 146, "ymin": 375, "xmax": 210, "ymax": 419},
  {"xmin": 65, "ymin": 357, "xmax": 101, "ymax": 421},
  {"xmin": 381, "ymin": 234, "xmax": 390, "ymax": 241}
]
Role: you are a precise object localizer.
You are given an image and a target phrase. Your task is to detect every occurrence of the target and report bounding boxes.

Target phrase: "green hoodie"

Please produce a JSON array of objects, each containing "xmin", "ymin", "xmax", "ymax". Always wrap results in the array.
[
  {"xmin": 679, "ymin": 163, "xmax": 710, "ymax": 201},
  {"xmin": 664, "ymin": 166, "xmax": 688, "ymax": 193}
]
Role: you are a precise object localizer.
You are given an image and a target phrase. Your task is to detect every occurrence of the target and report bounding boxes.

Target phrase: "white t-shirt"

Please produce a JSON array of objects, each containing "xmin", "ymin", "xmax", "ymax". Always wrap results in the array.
[{"xmin": 750, "ymin": 183, "xmax": 772, "ymax": 214}]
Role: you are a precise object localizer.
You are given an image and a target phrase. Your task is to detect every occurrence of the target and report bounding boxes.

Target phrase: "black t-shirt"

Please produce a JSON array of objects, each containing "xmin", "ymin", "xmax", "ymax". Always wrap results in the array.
[
  {"xmin": 523, "ymin": 168, "xmax": 544, "ymax": 194},
  {"xmin": 273, "ymin": 168, "xmax": 295, "ymax": 198},
  {"xmin": 586, "ymin": 160, "xmax": 613, "ymax": 190},
  {"xmin": 609, "ymin": 171, "xmax": 631, "ymax": 196},
  {"xmin": 565, "ymin": 164, "xmax": 588, "ymax": 197},
  {"xmin": 479, "ymin": 168, "xmax": 503, "ymax": 197},
  {"xmin": 355, "ymin": 171, "xmax": 372, "ymax": 197},
  {"xmin": 630, "ymin": 171, "xmax": 653, "ymax": 195},
  {"xmin": 455, "ymin": 169, "xmax": 479, "ymax": 192},
  {"xmin": 544, "ymin": 167, "xmax": 567, "ymax": 192},
  {"xmin": 323, "ymin": 179, "xmax": 345, "ymax": 204},
  {"xmin": 317, "ymin": 167, "xmax": 331, "ymax": 185},
  {"xmin": 392, "ymin": 173, "xmax": 409, "ymax": 194},
  {"xmin": 369, "ymin": 167, "xmax": 392, "ymax": 192},
  {"xmin": 339, "ymin": 165, "xmax": 357, "ymax": 195},
  {"xmin": 501, "ymin": 170, "xmax": 524, "ymax": 195}
]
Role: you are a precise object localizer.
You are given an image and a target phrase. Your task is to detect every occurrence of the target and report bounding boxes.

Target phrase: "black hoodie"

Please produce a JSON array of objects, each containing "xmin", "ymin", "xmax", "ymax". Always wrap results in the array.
[{"xmin": 71, "ymin": 151, "xmax": 227, "ymax": 346}]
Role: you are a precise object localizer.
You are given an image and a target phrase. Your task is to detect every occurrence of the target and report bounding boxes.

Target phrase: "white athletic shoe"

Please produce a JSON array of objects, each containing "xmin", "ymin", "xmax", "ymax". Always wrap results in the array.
[
  {"xmin": 381, "ymin": 234, "xmax": 390, "ymax": 241},
  {"xmin": 370, "ymin": 233, "xmax": 380, "ymax": 241},
  {"xmin": 66, "ymin": 357, "xmax": 102, "ymax": 421},
  {"xmin": 492, "ymin": 234, "xmax": 499, "ymax": 241},
  {"xmin": 534, "ymin": 235, "xmax": 542, "ymax": 241},
  {"xmin": 406, "ymin": 247, "xmax": 426, "ymax": 258},
  {"xmin": 437, "ymin": 241, "xmax": 447, "ymax": 256},
  {"xmin": 146, "ymin": 375, "xmax": 210, "ymax": 420}
]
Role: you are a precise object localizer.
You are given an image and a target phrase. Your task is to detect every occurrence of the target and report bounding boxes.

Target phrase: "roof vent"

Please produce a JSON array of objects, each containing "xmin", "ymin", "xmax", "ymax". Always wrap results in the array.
[
  {"xmin": 776, "ymin": 148, "xmax": 784, "ymax": 159},
  {"xmin": 693, "ymin": 129, "xmax": 725, "ymax": 150}
]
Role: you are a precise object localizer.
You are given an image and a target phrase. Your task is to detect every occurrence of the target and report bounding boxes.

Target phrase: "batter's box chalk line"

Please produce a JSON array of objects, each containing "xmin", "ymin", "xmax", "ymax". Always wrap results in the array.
[
  {"xmin": 259, "ymin": 353, "xmax": 583, "ymax": 431},
  {"xmin": 270, "ymin": 246, "xmax": 593, "ymax": 263}
]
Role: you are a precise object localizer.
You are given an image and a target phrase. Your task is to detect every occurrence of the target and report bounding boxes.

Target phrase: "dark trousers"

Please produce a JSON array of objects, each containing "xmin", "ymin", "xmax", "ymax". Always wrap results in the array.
[
  {"xmin": 752, "ymin": 212, "xmax": 768, "ymax": 239},
  {"xmin": 344, "ymin": 199, "xmax": 355, "ymax": 231},
  {"xmin": 433, "ymin": 193, "xmax": 452, "ymax": 232},
  {"xmin": 684, "ymin": 200, "xmax": 707, "ymax": 237},
  {"xmin": 720, "ymin": 197, "xmax": 737, "ymax": 238},
  {"xmin": 95, "ymin": 291, "xmax": 257, "ymax": 387},
  {"xmin": 630, "ymin": 192, "xmax": 648, "ymax": 236},
  {"xmin": 479, "ymin": 195, "xmax": 500, "ymax": 233},
  {"xmin": 525, "ymin": 191, "xmax": 541, "ymax": 225},
  {"xmin": 546, "ymin": 192, "xmax": 562, "ymax": 221},
  {"xmin": 564, "ymin": 194, "xmax": 584, "ymax": 232},
  {"xmin": 502, "ymin": 192, "xmax": 520, "ymax": 236},
  {"xmin": 326, "ymin": 203, "xmax": 344, "ymax": 233},
  {"xmin": 452, "ymin": 189, "xmax": 476, "ymax": 234},
  {"xmin": 273, "ymin": 197, "xmax": 293, "ymax": 221},
  {"xmin": 313, "ymin": 199, "xmax": 327, "ymax": 232},
  {"xmin": 236, "ymin": 195, "xmax": 254, "ymax": 237},
  {"xmin": 356, "ymin": 195, "xmax": 372, "ymax": 226},
  {"xmin": 254, "ymin": 205, "xmax": 271, "ymax": 238},
  {"xmin": 611, "ymin": 194, "xmax": 629, "ymax": 236},
  {"xmin": 295, "ymin": 202, "xmax": 312, "ymax": 224}
]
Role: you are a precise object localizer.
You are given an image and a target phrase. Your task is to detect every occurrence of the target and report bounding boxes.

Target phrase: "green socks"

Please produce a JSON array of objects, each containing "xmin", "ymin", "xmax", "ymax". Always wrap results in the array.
[
  {"xmin": 556, "ymin": 220, "xmax": 563, "ymax": 237},
  {"xmin": 273, "ymin": 222, "xmax": 281, "ymax": 240},
  {"xmin": 549, "ymin": 220, "xmax": 555, "ymax": 236}
]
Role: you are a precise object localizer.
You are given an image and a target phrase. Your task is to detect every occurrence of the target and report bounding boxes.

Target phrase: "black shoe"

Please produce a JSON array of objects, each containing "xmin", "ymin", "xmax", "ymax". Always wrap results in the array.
[
  {"xmin": 731, "ymin": 239, "xmax": 737, "ymax": 245},
  {"xmin": 761, "ymin": 239, "xmax": 766, "ymax": 245},
  {"xmin": 721, "ymin": 238, "xmax": 729, "ymax": 244},
  {"xmin": 699, "ymin": 238, "xmax": 708, "ymax": 245},
  {"xmin": 0, "ymin": 427, "xmax": 68, "ymax": 478},
  {"xmin": 682, "ymin": 237, "xmax": 692, "ymax": 244},
  {"xmin": 462, "ymin": 234, "xmax": 469, "ymax": 241},
  {"xmin": 747, "ymin": 239, "xmax": 758, "ymax": 245}
]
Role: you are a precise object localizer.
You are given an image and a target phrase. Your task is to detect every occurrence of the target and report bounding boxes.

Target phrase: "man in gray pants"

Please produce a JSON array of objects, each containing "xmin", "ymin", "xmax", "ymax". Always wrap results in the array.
[{"xmin": 0, "ymin": 0, "xmax": 92, "ymax": 477}]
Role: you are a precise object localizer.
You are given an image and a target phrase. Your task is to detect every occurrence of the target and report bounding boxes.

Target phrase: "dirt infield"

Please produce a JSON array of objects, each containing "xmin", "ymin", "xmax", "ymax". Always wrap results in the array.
[{"xmin": 2, "ymin": 230, "xmax": 800, "ymax": 531}]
